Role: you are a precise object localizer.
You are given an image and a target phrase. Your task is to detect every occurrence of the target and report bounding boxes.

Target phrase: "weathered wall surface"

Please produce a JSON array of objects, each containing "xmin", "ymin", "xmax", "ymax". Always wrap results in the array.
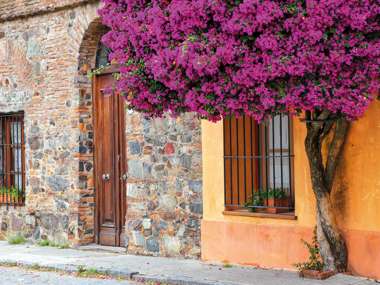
[
  {"xmin": 125, "ymin": 112, "xmax": 202, "ymax": 257},
  {"xmin": 0, "ymin": 0, "xmax": 203, "ymax": 259},
  {"xmin": 0, "ymin": 0, "xmax": 96, "ymax": 22},
  {"xmin": 201, "ymin": 101, "xmax": 380, "ymax": 279}
]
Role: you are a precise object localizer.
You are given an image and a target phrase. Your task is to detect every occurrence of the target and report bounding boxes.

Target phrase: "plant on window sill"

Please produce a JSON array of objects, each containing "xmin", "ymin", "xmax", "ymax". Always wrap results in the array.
[
  {"xmin": 244, "ymin": 188, "xmax": 291, "ymax": 214},
  {"xmin": 0, "ymin": 186, "xmax": 24, "ymax": 204}
]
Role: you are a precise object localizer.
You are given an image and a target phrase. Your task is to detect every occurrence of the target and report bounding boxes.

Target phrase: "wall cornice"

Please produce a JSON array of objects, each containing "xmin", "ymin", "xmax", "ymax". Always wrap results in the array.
[{"xmin": 0, "ymin": 0, "xmax": 99, "ymax": 23}]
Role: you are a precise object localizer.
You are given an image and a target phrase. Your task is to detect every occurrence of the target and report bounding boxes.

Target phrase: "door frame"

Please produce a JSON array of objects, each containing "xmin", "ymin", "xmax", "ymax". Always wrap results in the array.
[{"xmin": 92, "ymin": 65, "xmax": 127, "ymax": 245}]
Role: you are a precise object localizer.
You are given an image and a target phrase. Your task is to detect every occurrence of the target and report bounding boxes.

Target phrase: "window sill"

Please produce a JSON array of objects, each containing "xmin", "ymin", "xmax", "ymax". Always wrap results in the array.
[{"xmin": 223, "ymin": 209, "xmax": 297, "ymax": 220}]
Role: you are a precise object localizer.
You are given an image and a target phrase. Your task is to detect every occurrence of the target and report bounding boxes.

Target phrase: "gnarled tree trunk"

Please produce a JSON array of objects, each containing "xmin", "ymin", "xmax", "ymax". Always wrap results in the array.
[{"xmin": 304, "ymin": 110, "xmax": 350, "ymax": 272}]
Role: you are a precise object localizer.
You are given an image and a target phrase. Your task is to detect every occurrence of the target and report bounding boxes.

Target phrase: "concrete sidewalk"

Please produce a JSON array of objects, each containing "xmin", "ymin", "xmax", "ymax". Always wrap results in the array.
[{"xmin": 0, "ymin": 241, "xmax": 377, "ymax": 285}]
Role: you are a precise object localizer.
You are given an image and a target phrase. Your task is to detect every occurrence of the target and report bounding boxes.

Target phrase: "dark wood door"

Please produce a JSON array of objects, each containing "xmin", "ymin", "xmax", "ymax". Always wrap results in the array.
[{"xmin": 93, "ymin": 73, "xmax": 127, "ymax": 247}]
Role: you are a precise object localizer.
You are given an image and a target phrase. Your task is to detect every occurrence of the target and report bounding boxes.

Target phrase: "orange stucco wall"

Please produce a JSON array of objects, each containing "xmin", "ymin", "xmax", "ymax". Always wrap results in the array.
[{"xmin": 201, "ymin": 101, "xmax": 380, "ymax": 280}]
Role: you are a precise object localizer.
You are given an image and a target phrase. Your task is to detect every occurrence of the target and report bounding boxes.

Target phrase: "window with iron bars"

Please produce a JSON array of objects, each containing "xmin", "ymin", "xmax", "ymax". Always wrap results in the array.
[
  {"xmin": 0, "ymin": 112, "xmax": 25, "ymax": 207},
  {"xmin": 224, "ymin": 114, "xmax": 294, "ymax": 214}
]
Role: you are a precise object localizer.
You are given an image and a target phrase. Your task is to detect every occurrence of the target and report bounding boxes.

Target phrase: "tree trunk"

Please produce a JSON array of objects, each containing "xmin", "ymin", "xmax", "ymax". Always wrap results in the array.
[{"xmin": 304, "ymin": 113, "xmax": 349, "ymax": 272}]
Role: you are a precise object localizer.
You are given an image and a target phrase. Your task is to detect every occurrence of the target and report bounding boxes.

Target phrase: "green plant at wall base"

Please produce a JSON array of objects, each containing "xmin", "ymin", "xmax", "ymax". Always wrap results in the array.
[
  {"xmin": 7, "ymin": 234, "xmax": 26, "ymax": 245},
  {"xmin": 76, "ymin": 266, "xmax": 110, "ymax": 278},
  {"xmin": 37, "ymin": 239, "xmax": 69, "ymax": 249},
  {"xmin": 295, "ymin": 227, "xmax": 324, "ymax": 272},
  {"xmin": 37, "ymin": 239, "xmax": 50, "ymax": 247}
]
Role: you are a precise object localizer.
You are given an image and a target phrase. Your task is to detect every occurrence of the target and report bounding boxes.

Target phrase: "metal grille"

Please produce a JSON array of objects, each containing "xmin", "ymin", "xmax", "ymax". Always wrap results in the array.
[
  {"xmin": 224, "ymin": 114, "xmax": 294, "ymax": 213},
  {"xmin": 95, "ymin": 43, "xmax": 111, "ymax": 69},
  {"xmin": 0, "ymin": 112, "xmax": 25, "ymax": 207}
]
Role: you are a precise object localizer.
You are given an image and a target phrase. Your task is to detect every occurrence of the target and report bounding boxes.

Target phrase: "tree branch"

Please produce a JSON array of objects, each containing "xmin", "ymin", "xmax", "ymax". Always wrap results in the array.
[
  {"xmin": 305, "ymin": 120, "xmax": 328, "ymax": 198},
  {"xmin": 316, "ymin": 110, "xmax": 332, "ymax": 121},
  {"xmin": 325, "ymin": 118, "xmax": 350, "ymax": 192},
  {"xmin": 320, "ymin": 120, "xmax": 335, "ymax": 140}
]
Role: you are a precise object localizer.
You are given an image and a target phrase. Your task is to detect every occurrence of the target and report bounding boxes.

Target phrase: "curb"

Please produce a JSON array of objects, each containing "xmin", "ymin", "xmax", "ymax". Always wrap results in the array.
[
  {"xmin": 0, "ymin": 260, "xmax": 137, "ymax": 279},
  {"xmin": 0, "ymin": 260, "xmax": 227, "ymax": 285},
  {"xmin": 133, "ymin": 274, "xmax": 238, "ymax": 285}
]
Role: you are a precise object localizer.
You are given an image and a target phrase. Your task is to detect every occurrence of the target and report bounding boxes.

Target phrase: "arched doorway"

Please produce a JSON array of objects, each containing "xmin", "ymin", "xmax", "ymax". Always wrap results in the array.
[
  {"xmin": 76, "ymin": 20, "xmax": 127, "ymax": 247},
  {"xmin": 93, "ymin": 46, "xmax": 127, "ymax": 246}
]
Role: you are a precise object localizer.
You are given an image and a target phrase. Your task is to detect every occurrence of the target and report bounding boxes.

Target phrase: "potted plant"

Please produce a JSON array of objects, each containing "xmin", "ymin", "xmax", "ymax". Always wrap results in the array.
[
  {"xmin": 244, "ymin": 192, "xmax": 264, "ymax": 212},
  {"xmin": 245, "ymin": 188, "xmax": 290, "ymax": 214},
  {"xmin": 0, "ymin": 186, "xmax": 23, "ymax": 205},
  {"xmin": 295, "ymin": 228, "xmax": 335, "ymax": 280},
  {"xmin": 262, "ymin": 188, "xmax": 290, "ymax": 214}
]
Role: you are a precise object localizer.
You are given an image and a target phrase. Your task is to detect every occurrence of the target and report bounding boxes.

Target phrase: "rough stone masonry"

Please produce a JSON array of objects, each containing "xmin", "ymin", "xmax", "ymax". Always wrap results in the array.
[{"xmin": 0, "ymin": 0, "xmax": 202, "ymax": 258}]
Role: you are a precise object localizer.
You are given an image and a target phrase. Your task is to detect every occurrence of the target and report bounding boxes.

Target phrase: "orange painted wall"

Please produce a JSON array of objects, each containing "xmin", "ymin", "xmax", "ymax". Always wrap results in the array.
[{"xmin": 201, "ymin": 101, "xmax": 380, "ymax": 280}]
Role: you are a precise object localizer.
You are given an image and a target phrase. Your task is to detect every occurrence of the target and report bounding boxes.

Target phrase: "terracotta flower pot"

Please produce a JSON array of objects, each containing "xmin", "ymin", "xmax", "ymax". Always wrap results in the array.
[
  {"xmin": 264, "ymin": 197, "xmax": 290, "ymax": 214},
  {"xmin": 299, "ymin": 269, "xmax": 336, "ymax": 280}
]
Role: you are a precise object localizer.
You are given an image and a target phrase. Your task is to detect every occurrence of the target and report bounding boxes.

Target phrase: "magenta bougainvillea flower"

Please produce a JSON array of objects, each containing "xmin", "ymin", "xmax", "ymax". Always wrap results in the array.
[{"xmin": 99, "ymin": 0, "xmax": 380, "ymax": 122}]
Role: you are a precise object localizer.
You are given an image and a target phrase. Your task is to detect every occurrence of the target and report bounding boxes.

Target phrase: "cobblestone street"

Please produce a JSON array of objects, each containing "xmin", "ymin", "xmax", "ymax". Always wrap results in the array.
[{"xmin": 0, "ymin": 266, "xmax": 138, "ymax": 285}]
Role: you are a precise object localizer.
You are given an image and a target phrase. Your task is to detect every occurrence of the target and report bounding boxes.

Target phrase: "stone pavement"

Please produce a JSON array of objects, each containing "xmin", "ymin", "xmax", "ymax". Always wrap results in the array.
[
  {"xmin": 0, "ymin": 266, "xmax": 137, "ymax": 285},
  {"xmin": 0, "ymin": 241, "xmax": 378, "ymax": 285}
]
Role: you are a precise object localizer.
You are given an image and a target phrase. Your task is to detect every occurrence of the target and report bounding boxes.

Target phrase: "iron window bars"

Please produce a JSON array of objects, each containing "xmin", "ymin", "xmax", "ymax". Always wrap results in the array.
[
  {"xmin": 95, "ymin": 43, "xmax": 111, "ymax": 69},
  {"xmin": 223, "ymin": 114, "xmax": 294, "ymax": 213},
  {"xmin": 0, "ymin": 112, "xmax": 25, "ymax": 207}
]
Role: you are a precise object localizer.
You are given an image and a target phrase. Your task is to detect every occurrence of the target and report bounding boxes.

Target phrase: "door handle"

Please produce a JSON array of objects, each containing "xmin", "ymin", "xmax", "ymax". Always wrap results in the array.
[
  {"xmin": 121, "ymin": 173, "xmax": 128, "ymax": 181},
  {"xmin": 102, "ymin": 173, "xmax": 110, "ymax": 181}
]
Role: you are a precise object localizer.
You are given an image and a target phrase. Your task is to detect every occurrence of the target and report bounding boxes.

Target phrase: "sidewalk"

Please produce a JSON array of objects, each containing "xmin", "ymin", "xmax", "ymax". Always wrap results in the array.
[{"xmin": 0, "ymin": 241, "xmax": 377, "ymax": 285}]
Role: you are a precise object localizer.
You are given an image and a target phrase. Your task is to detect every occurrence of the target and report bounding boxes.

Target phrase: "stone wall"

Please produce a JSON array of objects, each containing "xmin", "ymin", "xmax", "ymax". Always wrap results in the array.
[
  {"xmin": 0, "ymin": 1, "xmax": 101, "ymax": 244},
  {"xmin": 0, "ymin": 0, "xmax": 203, "ymax": 258},
  {"xmin": 125, "ymin": 112, "xmax": 202, "ymax": 258},
  {"xmin": 0, "ymin": 0, "xmax": 96, "ymax": 22}
]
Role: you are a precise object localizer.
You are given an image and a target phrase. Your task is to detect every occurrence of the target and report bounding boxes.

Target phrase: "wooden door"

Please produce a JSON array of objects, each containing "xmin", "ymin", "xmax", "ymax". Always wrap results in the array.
[{"xmin": 93, "ymin": 73, "xmax": 127, "ymax": 247}]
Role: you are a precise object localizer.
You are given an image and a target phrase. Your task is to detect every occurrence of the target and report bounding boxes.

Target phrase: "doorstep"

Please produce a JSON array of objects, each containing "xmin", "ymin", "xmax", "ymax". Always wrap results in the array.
[{"xmin": 77, "ymin": 244, "xmax": 127, "ymax": 254}]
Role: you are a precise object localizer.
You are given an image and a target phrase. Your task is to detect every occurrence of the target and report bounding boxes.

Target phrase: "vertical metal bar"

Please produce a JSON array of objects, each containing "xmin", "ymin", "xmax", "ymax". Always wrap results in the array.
[
  {"xmin": 223, "ymin": 120, "xmax": 227, "ymax": 206},
  {"xmin": 272, "ymin": 115, "xmax": 276, "ymax": 190},
  {"xmin": 251, "ymin": 117, "xmax": 254, "ymax": 204},
  {"xmin": 243, "ymin": 117, "xmax": 247, "ymax": 203},
  {"xmin": 0, "ymin": 118, "xmax": 2, "ymax": 185},
  {"xmin": 288, "ymin": 114, "xmax": 293, "ymax": 209},
  {"xmin": 236, "ymin": 117, "xmax": 240, "ymax": 206},
  {"xmin": 264, "ymin": 120, "xmax": 268, "ymax": 205},
  {"xmin": 5, "ymin": 116, "xmax": 9, "ymax": 207},
  {"xmin": 10, "ymin": 116, "xmax": 13, "ymax": 206},
  {"xmin": 272, "ymin": 116, "xmax": 276, "ymax": 208},
  {"xmin": 1, "ymin": 117, "xmax": 5, "ymax": 206},
  {"xmin": 257, "ymin": 121, "xmax": 261, "ymax": 199},
  {"xmin": 16, "ymin": 117, "xmax": 19, "ymax": 205},
  {"xmin": 11, "ymin": 116, "xmax": 14, "ymax": 206},
  {"xmin": 0, "ymin": 117, "xmax": 3, "ymax": 206},
  {"xmin": 280, "ymin": 115, "xmax": 284, "ymax": 192},
  {"xmin": 229, "ymin": 118, "xmax": 233, "ymax": 206},
  {"xmin": 20, "ymin": 114, "xmax": 24, "ymax": 206}
]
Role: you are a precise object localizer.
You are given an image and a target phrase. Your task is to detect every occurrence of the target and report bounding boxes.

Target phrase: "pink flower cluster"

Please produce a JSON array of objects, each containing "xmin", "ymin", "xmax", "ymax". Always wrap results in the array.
[{"xmin": 99, "ymin": 0, "xmax": 380, "ymax": 121}]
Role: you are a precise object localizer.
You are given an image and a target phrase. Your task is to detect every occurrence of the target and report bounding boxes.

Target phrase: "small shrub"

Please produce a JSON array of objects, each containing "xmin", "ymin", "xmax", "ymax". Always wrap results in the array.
[
  {"xmin": 7, "ymin": 234, "xmax": 26, "ymax": 245},
  {"xmin": 37, "ymin": 239, "xmax": 69, "ymax": 249},
  {"xmin": 56, "ymin": 243, "xmax": 69, "ymax": 249},
  {"xmin": 77, "ymin": 266, "xmax": 107, "ymax": 278},
  {"xmin": 37, "ymin": 239, "xmax": 50, "ymax": 247},
  {"xmin": 295, "ymin": 227, "xmax": 324, "ymax": 272}
]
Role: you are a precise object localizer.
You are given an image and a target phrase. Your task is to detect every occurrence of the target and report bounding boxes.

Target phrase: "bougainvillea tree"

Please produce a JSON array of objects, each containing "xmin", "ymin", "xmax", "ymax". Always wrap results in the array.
[{"xmin": 100, "ymin": 0, "xmax": 380, "ymax": 272}]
